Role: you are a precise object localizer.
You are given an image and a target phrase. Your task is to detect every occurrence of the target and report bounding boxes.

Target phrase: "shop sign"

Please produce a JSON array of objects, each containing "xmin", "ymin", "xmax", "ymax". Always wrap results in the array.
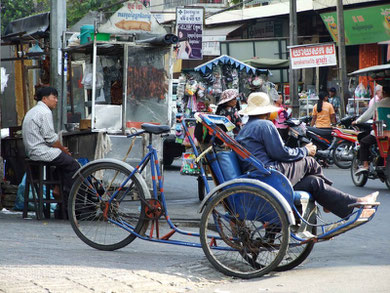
[
  {"xmin": 176, "ymin": 7, "xmax": 204, "ymax": 60},
  {"xmin": 202, "ymin": 36, "xmax": 225, "ymax": 56},
  {"xmin": 290, "ymin": 43, "xmax": 337, "ymax": 69},
  {"xmin": 321, "ymin": 4, "xmax": 390, "ymax": 46}
]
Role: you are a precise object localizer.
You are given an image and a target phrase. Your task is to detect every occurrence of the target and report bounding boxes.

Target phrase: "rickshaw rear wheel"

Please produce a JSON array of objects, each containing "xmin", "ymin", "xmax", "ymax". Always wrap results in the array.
[
  {"xmin": 199, "ymin": 186, "xmax": 289, "ymax": 279},
  {"xmin": 351, "ymin": 154, "xmax": 368, "ymax": 187},
  {"xmin": 275, "ymin": 207, "xmax": 317, "ymax": 271}
]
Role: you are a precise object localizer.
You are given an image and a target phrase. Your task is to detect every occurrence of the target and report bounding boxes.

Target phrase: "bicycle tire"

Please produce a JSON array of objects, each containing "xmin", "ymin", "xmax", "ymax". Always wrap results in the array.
[
  {"xmin": 200, "ymin": 186, "xmax": 289, "ymax": 279},
  {"xmin": 275, "ymin": 208, "xmax": 317, "ymax": 271},
  {"xmin": 68, "ymin": 162, "xmax": 149, "ymax": 251},
  {"xmin": 333, "ymin": 141, "xmax": 353, "ymax": 169},
  {"xmin": 351, "ymin": 154, "xmax": 368, "ymax": 187}
]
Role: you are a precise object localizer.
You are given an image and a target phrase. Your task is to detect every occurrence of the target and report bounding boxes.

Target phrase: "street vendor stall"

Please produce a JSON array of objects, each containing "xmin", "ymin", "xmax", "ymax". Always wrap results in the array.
[{"xmin": 60, "ymin": 1, "xmax": 178, "ymax": 183}]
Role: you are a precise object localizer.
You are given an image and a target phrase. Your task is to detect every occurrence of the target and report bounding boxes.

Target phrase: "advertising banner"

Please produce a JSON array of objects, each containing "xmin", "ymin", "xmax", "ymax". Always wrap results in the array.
[
  {"xmin": 290, "ymin": 43, "xmax": 337, "ymax": 69},
  {"xmin": 321, "ymin": 4, "xmax": 390, "ymax": 46},
  {"xmin": 176, "ymin": 7, "xmax": 204, "ymax": 60}
]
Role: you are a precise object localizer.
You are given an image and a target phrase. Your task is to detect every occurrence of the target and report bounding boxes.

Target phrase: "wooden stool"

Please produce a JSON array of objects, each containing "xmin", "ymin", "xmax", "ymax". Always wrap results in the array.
[{"xmin": 22, "ymin": 159, "xmax": 67, "ymax": 220}]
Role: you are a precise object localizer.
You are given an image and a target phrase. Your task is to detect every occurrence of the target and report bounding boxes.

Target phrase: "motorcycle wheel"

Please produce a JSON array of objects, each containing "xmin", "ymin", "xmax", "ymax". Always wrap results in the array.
[
  {"xmin": 333, "ymin": 141, "xmax": 353, "ymax": 169},
  {"xmin": 385, "ymin": 178, "xmax": 390, "ymax": 190},
  {"xmin": 351, "ymin": 154, "xmax": 368, "ymax": 187}
]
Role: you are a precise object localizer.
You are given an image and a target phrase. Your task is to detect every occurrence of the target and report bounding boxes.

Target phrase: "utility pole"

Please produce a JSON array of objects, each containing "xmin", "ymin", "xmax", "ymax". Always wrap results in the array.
[
  {"xmin": 50, "ymin": 0, "xmax": 67, "ymax": 131},
  {"xmin": 336, "ymin": 0, "xmax": 347, "ymax": 117},
  {"xmin": 289, "ymin": 0, "xmax": 299, "ymax": 117}
]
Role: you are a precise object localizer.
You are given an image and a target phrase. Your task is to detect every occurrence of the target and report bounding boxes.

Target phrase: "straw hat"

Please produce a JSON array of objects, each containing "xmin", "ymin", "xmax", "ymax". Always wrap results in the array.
[
  {"xmin": 217, "ymin": 89, "xmax": 239, "ymax": 105},
  {"xmin": 238, "ymin": 92, "xmax": 280, "ymax": 116}
]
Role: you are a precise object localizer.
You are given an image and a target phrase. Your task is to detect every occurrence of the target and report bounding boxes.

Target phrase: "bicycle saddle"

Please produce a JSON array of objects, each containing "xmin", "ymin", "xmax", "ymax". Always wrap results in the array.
[{"xmin": 141, "ymin": 123, "xmax": 171, "ymax": 134}]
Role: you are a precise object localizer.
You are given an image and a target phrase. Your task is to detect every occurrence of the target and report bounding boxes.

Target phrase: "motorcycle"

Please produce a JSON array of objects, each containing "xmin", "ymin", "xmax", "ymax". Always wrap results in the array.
[
  {"xmin": 285, "ymin": 115, "xmax": 358, "ymax": 169},
  {"xmin": 351, "ymin": 121, "xmax": 390, "ymax": 190}
]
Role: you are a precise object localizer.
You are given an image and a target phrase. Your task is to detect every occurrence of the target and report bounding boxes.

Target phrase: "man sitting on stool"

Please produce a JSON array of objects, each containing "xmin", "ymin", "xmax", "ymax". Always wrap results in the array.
[{"xmin": 22, "ymin": 86, "xmax": 80, "ymax": 218}]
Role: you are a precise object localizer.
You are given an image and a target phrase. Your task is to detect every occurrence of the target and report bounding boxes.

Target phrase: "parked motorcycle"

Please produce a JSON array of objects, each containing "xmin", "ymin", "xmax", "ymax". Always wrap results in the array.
[{"xmin": 285, "ymin": 115, "xmax": 358, "ymax": 169}]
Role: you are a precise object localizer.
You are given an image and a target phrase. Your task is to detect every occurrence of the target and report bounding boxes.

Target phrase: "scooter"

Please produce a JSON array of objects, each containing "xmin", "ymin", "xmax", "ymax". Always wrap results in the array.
[{"xmin": 351, "ymin": 121, "xmax": 390, "ymax": 190}]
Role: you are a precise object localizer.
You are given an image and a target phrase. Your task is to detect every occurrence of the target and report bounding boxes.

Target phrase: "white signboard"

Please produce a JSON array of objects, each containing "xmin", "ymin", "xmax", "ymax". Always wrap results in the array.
[
  {"xmin": 290, "ymin": 43, "xmax": 337, "ymax": 69},
  {"xmin": 202, "ymin": 36, "xmax": 225, "ymax": 56},
  {"xmin": 99, "ymin": 0, "xmax": 166, "ymax": 34},
  {"xmin": 176, "ymin": 8, "xmax": 204, "ymax": 60}
]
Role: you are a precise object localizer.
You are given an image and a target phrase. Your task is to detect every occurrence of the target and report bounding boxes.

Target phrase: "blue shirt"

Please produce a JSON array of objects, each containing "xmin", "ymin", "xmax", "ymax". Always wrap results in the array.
[{"xmin": 236, "ymin": 117, "xmax": 308, "ymax": 170}]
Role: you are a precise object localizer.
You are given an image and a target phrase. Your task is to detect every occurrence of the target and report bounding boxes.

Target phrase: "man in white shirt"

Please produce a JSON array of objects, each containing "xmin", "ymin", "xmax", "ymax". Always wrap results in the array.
[{"xmin": 22, "ymin": 87, "xmax": 80, "ymax": 215}]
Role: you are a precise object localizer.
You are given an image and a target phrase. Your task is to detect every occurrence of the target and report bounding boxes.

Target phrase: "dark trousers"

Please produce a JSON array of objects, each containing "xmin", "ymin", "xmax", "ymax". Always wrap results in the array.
[
  {"xmin": 277, "ymin": 156, "xmax": 356, "ymax": 218},
  {"xmin": 51, "ymin": 152, "xmax": 80, "ymax": 203},
  {"xmin": 359, "ymin": 134, "xmax": 376, "ymax": 162}
]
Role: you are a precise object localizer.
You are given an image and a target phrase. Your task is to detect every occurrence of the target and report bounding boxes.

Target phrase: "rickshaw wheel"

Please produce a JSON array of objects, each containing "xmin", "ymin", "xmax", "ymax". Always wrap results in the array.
[
  {"xmin": 385, "ymin": 177, "xmax": 390, "ymax": 190},
  {"xmin": 200, "ymin": 186, "xmax": 289, "ymax": 279},
  {"xmin": 275, "ymin": 207, "xmax": 317, "ymax": 271},
  {"xmin": 351, "ymin": 154, "xmax": 368, "ymax": 187}
]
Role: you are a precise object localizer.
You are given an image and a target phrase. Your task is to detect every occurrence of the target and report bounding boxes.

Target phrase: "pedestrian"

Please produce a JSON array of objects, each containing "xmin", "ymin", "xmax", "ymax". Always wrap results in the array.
[
  {"xmin": 237, "ymin": 92, "xmax": 378, "ymax": 219},
  {"xmin": 368, "ymin": 84, "xmax": 383, "ymax": 108},
  {"xmin": 22, "ymin": 86, "xmax": 80, "ymax": 218},
  {"xmin": 216, "ymin": 89, "xmax": 242, "ymax": 135},
  {"xmin": 328, "ymin": 87, "xmax": 341, "ymax": 118},
  {"xmin": 310, "ymin": 91, "xmax": 336, "ymax": 128},
  {"xmin": 273, "ymin": 92, "xmax": 289, "ymax": 141}
]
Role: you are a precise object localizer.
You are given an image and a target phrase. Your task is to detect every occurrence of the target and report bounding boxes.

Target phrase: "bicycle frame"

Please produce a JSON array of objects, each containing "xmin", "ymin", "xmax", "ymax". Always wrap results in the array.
[{"xmin": 95, "ymin": 129, "xmax": 231, "ymax": 250}]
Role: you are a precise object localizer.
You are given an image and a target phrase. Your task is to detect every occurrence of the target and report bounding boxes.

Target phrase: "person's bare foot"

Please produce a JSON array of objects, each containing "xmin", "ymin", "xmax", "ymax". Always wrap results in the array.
[{"xmin": 357, "ymin": 191, "xmax": 379, "ymax": 204}]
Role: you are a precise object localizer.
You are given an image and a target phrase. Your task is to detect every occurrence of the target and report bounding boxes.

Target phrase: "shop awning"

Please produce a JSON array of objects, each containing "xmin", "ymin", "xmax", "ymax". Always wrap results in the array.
[
  {"xmin": 194, "ymin": 55, "xmax": 271, "ymax": 75},
  {"xmin": 203, "ymin": 24, "xmax": 243, "ymax": 37},
  {"xmin": 242, "ymin": 57, "xmax": 290, "ymax": 69},
  {"xmin": 206, "ymin": 0, "xmax": 313, "ymax": 25},
  {"xmin": 348, "ymin": 64, "xmax": 390, "ymax": 77},
  {"xmin": 3, "ymin": 12, "xmax": 50, "ymax": 41}
]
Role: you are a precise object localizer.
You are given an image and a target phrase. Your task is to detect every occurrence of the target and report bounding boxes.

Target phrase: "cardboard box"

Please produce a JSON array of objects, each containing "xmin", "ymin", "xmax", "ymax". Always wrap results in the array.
[{"xmin": 80, "ymin": 119, "xmax": 91, "ymax": 130}]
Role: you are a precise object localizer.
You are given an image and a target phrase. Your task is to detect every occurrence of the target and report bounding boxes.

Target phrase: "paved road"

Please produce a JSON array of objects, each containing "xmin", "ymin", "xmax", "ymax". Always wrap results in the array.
[{"xmin": 0, "ymin": 162, "xmax": 389, "ymax": 293}]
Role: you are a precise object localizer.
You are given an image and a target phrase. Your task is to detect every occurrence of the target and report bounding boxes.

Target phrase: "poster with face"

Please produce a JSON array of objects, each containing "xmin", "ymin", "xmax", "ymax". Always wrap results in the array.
[{"xmin": 176, "ymin": 8, "xmax": 204, "ymax": 60}]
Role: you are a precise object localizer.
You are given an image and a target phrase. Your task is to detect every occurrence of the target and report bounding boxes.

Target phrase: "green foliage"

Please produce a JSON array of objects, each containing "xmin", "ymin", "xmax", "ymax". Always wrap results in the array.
[
  {"xmin": 1, "ymin": 0, "xmax": 50, "ymax": 34},
  {"xmin": 1, "ymin": 0, "xmax": 124, "ymax": 34}
]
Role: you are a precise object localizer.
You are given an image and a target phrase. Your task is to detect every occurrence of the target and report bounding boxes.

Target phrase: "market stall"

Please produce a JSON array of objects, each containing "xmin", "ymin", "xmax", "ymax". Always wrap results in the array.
[{"xmin": 60, "ymin": 1, "xmax": 177, "ymax": 182}]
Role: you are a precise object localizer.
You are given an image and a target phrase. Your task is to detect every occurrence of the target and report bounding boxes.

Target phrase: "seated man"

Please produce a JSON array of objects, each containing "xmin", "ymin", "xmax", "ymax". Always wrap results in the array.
[
  {"xmin": 353, "ymin": 85, "xmax": 390, "ymax": 175},
  {"xmin": 236, "ymin": 92, "xmax": 378, "ymax": 219},
  {"xmin": 22, "ymin": 87, "xmax": 80, "ymax": 216}
]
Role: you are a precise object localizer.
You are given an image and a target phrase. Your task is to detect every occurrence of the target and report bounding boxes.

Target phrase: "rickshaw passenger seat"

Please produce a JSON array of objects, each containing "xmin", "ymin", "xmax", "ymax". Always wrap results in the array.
[{"xmin": 206, "ymin": 151, "xmax": 242, "ymax": 184}]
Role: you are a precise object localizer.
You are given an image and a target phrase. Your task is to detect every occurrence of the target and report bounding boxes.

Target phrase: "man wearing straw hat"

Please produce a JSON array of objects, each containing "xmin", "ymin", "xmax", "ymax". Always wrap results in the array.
[{"xmin": 236, "ymin": 92, "xmax": 378, "ymax": 219}]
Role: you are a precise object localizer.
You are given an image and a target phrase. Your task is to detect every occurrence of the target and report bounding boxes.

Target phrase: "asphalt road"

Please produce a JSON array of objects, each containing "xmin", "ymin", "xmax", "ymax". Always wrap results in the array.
[{"xmin": 0, "ymin": 161, "xmax": 389, "ymax": 293}]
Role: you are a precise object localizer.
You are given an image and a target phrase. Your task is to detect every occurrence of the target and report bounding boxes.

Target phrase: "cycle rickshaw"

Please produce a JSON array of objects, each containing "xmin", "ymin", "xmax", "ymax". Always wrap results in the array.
[{"xmin": 68, "ymin": 112, "xmax": 380, "ymax": 279}]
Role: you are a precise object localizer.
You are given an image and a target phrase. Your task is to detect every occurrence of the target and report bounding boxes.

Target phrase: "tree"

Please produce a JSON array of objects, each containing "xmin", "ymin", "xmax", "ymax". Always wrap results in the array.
[
  {"xmin": 1, "ymin": 0, "xmax": 50, "ymax": 34},
  {"xmin": 66, "ymin": 0, "xmax": 124, "ymax": 27}
]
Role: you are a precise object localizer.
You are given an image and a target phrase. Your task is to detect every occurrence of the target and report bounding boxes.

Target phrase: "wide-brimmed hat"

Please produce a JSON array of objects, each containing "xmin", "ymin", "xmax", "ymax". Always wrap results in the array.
[
  {"xmin": 217, "ymin": 89, "xmax": 239, "ymax": 105},
  {"xmin": 238, "ymin": 92, "xmax": 280, "ymax": 116}
]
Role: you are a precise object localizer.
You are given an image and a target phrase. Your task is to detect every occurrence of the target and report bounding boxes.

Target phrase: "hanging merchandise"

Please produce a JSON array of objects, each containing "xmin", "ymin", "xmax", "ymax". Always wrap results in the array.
[
  {"xmin": 180, "ymin": 152, "xmax": 200, "ymax": 175},
  {"xmin": 354, "ymin": 82, "xmax": 370, "ymax": 99}
]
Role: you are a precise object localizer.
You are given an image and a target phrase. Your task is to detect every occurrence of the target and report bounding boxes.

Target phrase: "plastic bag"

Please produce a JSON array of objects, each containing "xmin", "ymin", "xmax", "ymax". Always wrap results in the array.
[{"xmin": 14, "ymin": 174, "xmax": 56, "ymax": 212}]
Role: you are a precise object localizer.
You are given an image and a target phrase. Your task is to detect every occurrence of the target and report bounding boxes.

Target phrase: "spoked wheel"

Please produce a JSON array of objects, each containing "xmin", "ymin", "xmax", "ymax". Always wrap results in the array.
[
  {"xmin": 333, "ymin": 141, "xmax": 353, "ymax": 169},
  {"xmin": 351, "ymin": 154, "xmax": 368, "ymax": 187},
  {"xmin": 200, "ymin": 186, "xmax": 289, "ymax": 279},
  {"xmin": 68, "ymin": 162, "xmax": 149, "ymax": 251},
  {"xmin": 275, "ymin": 207, "xmax": 317, "ymax": 271}
]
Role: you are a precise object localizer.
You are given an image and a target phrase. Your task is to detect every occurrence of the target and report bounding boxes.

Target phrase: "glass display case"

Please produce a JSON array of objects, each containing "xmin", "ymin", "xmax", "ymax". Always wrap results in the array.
[
  {"xmin": 299, "ymin": 97, "xmax": 318, "ymax": 118},
  {"xmin": 346, "ymin": 98, "xmax": 370, "ymax": 116}
]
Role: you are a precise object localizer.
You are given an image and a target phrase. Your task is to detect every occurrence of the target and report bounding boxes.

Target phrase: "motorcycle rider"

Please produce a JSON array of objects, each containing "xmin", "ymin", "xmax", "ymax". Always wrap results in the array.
[{"xmin": 353, "ymin": 85, "xmax": 390, "ymax": 175}]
